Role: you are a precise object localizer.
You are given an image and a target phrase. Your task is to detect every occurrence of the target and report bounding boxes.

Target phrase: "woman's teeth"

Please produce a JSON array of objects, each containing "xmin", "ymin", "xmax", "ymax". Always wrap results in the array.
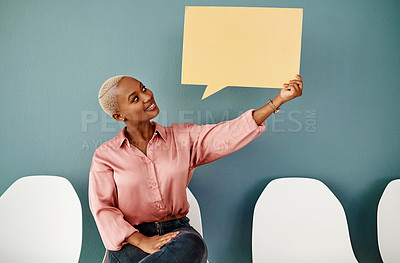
[{"xmin": 146, "ymin": 103, "xmax": 155, "ymax": 111}]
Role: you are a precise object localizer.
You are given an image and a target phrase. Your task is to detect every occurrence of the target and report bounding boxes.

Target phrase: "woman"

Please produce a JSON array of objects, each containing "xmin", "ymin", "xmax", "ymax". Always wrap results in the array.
[{"xmin": 89, "ymin": 74, "xmax": 303, "ymax": 263}]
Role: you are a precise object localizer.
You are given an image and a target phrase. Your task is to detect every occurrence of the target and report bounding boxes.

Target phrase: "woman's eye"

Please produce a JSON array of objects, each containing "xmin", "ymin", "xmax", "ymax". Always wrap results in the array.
[{"xmin": 131, "ymin": 86, "xmax": 146, "ymax": 102}]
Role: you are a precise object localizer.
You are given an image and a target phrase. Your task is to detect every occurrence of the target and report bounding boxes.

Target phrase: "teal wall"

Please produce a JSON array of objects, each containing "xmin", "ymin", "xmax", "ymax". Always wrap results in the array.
[{"xmin": 1, "ymin": 0, "xmax": 399, "ymax": 262}]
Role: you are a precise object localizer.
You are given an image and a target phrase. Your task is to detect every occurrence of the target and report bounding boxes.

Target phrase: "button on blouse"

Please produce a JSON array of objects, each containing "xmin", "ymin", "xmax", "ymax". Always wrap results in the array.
[{"xmin": 88, "ymin": 108, "xmax": 266, "ymax": 251}]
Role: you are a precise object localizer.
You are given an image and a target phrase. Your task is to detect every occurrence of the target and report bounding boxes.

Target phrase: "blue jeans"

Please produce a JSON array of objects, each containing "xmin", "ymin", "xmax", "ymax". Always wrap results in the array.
[{"xmin": 108, "ymin": 216, "xmax": 208, "ymax": 263}]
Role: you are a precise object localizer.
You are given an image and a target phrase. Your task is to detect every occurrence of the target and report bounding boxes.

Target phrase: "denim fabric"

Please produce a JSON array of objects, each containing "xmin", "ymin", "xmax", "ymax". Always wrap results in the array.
[{"xmin": 108, "ymin": 216, "xmax": 208, "ymax": 263}]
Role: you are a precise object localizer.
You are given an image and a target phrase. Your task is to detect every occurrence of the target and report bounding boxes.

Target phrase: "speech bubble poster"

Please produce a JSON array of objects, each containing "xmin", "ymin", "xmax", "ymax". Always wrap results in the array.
[{"xmin": 181, "ymin": 6, "xmax": 303, "ymax": 100}]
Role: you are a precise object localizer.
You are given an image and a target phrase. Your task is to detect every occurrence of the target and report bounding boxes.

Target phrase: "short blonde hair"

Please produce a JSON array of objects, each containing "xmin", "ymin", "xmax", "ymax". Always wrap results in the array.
[{"xmin": 98, "ymin": 75, "xmax": 125, "ymax": 117}]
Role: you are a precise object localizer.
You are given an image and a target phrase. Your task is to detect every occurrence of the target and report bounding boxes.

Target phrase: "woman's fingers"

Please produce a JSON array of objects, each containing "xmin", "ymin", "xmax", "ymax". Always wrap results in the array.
[
  {"xmin": 162, "ymin": 233, "xmax": 177, "ymax": 242},
  {"xmin": 284, "ymin": 83, "xmax": 301, "ymax": 97},
  {"xmin": 158, "ymin": 238, "xmax": 171, "ymax": 247},
  {"xmin": 155, "ymin": 238, "xmax": 170, "ymax": 249},
  {"xmin": 286, "ymin": 83, "xmax": 299, "ymax": 92},
  {"xmin": 157, "ymin": 238, "xmax": 172, "ymax": 248},
  {"xmin": 157, "ymin": 231, "xmax": 180, "ymax": 248},
  {"xmin": 289, "ymin": 74, "xmax": 303, "ymax": 86},
  {"xmin": 283, "ymin": 84, "xmax": 294, "ymax": 93},
  {"xmin": 289, "ymin": 80, "xmax": 302, "ymax": 88},
  {"xmin": 280, "ymin": 75, "xmax": 303, "ymax": 102},
  {"xmin": 165, "ymin": 231, "xmax": 180, "ymax": 238},
  {"xmin": 291, "ymin": 84, "xmax": 301, "ymax": 96},
  {"xmin": 288, "ymin": 79, "xmax": 303, "ymax": 92}
]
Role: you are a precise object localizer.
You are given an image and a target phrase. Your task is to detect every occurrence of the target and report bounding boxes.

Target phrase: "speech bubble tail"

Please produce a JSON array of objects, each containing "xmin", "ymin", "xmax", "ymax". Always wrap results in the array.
[{"xmin": 201, "ymin": 84, "xmax": 224, "ymax": 100}]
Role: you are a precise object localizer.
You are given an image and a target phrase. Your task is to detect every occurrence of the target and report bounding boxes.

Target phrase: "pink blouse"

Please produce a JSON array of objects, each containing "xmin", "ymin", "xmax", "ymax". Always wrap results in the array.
[{"xmin": 88, "ymin": 108, "xmax": 266, "ymax": 251}]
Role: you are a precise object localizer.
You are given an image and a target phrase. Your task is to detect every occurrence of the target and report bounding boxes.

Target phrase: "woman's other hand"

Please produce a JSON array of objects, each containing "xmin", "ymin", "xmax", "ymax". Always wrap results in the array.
[
  {"xmin": 278, "ymin": 74, "xmax": 303, "ymax": 104},
  {"xmin": 135, "ymin": 231, "xmax": 180, "ymax": 254},
  {"xmin": 252, "ymin": 74, "xmax": 304, "ymax": 125}
]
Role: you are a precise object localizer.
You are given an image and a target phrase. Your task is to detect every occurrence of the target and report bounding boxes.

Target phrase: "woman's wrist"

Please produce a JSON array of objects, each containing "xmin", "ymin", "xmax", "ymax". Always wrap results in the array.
[
  {"xmin": 126, "ymin": 231, "xmax": 146, "ymax": 247},
  {"xmin": 272, "ymin": 95, "xmax": 285, "ymax": 109}
]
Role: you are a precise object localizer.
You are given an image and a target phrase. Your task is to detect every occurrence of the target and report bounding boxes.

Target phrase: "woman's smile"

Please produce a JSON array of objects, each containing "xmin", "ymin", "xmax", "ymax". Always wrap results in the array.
[{"xmin": 145, "ymin": 102, "xmax": 156, "ymax": 112}]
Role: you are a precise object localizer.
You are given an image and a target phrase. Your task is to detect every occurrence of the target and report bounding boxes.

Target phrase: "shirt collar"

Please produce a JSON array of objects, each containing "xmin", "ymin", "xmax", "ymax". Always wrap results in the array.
[{"xmin": 115, "ymin": 121, "xmax": 167, "ymax": 149}]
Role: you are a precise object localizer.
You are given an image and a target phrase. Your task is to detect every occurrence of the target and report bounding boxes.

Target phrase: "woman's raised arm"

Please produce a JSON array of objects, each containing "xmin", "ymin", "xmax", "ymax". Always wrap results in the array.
[{"xmin": 184, "ymin": 74, "xmax": 303, "ymax": 169}]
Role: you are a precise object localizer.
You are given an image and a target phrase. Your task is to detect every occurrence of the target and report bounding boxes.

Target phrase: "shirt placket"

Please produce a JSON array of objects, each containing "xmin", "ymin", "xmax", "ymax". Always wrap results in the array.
[{"xmin": 143, "ymin": 134, "xmax": 166, "ymax": 214}]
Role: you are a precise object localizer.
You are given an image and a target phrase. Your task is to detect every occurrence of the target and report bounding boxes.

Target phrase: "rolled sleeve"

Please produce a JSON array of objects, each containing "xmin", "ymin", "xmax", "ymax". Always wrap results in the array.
[
  {"xmin": 88, "ymin": 152, "xmax": 138, "ymax": 251},
  {"xmin": 188, "ymin": 108, "xmax": 266, "ymax": 168}
]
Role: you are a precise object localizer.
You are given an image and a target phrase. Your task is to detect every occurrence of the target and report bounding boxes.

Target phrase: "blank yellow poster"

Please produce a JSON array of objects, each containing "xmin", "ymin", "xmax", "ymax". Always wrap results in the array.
[{"xmin": 181, "ymin": 6, "xmax": 303, "ymax": 100}]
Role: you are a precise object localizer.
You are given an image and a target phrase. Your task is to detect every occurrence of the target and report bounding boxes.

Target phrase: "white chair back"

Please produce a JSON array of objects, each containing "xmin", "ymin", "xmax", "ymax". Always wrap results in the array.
[
  {"xmin": 378, "ymin": 179, "xmax": 400, "ymax": 263},
  {"xmin": 252, "ymin": 177, "xmax": 358, "ymax": 263},
  {"xmin": 186, "ymin": 187, "xmax": 204, "ymax": 236},
  {"xmin": 102, "ymin": 187, "xmax": 207, "ymax": 263},
  {"xmin": 0, "ymin": 175, "xmax": 82, "ymax": 263}
]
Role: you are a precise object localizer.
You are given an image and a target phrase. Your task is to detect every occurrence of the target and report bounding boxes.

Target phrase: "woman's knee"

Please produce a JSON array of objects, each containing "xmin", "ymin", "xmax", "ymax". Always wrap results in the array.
[{"xmin": 177, "ymin": 231, "xmax": 208, "ymax": 259}]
